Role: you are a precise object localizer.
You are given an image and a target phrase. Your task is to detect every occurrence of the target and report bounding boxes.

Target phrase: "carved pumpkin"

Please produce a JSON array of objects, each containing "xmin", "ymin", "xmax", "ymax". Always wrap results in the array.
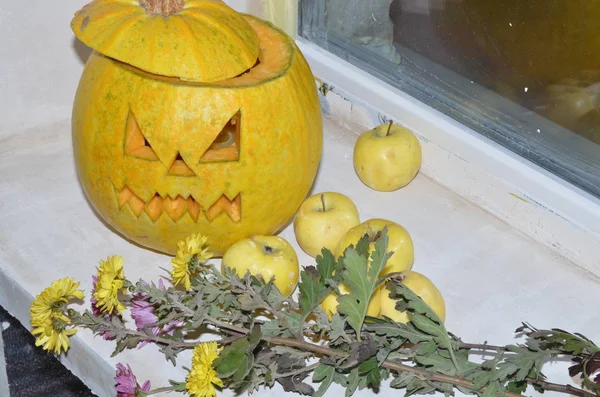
[{"xmin": 71, "ymin": 0, "xmax": 323, "ymax": 255}]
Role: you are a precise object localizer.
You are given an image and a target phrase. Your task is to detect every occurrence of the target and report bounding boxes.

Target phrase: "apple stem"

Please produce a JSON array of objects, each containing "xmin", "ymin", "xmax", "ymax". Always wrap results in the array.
[
  {"xmin": 264, "ymin": 245, "xmax": 274, "ymax": 254},
  {"xmin": 386, "ymin": 120, "xmax": 394, "ymax": 137},
  {"xmin": 320, "ymin": 194, "xmax": 327, "ymax": 212}
]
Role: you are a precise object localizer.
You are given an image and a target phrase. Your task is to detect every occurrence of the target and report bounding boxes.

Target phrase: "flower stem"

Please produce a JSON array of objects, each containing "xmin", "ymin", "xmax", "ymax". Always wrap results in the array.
[
  {"xmin": 459, "ymin": 343, "xmax": 508, "ymax": 352},
  {"xmin": 145, "ymin": 386, "xmax": 178, "ymax": 395},
  {"xmin": 202, "ymin": 318, "xmax": 589, "ymax": 397},
  {"xmin": 525, "ymin": 378, "xmax": 587, "ymax": 397},
  {"xmin": 125, "ymin": 330, "xmax": 198, "ymax": 349}
]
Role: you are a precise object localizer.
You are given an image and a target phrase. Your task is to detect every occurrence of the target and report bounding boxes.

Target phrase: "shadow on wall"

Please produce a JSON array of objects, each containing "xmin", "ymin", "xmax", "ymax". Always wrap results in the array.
[{"xmin": 72, "ymin": 38, "xmax": 93, "ymax": 65}]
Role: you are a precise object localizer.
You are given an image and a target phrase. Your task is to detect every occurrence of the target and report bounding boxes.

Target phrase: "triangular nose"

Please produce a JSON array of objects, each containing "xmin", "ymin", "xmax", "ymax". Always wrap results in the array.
[{"xmin": 168, "ymin": 152, "xmax": 196, "ymax": 176}]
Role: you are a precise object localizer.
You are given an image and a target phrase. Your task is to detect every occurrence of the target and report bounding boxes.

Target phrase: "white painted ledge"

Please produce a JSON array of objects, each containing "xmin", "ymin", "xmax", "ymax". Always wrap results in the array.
[{"xmin": 1, "ymin": 117, "xmax": 599, "ymax": 396}]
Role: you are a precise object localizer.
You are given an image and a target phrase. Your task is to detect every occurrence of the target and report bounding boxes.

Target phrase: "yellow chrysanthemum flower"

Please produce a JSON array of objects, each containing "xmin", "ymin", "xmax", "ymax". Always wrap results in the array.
[
  {"xmin": 171, "ymin": 234, "xmax": 212, "ymax": 290},
  {"xmin": 93, "ymin": 255, "xmax": 126, "ymax": 315},
  {"xmin": 186, "ymin": 341, "xmax": 223, "ymax": 397},
  {"xmin": 31, "ymin": 316, "xmax": 77, "ymax": 355},
  {"xmin": 30, "ymin": 277, "xmax": 84, "ymax": 326}
]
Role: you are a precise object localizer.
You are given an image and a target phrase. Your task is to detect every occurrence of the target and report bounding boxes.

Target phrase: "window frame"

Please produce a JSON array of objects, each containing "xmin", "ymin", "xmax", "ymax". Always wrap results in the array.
[{"xmin": 299, "ymin": 0, "xmax": 600, "ymax": 198}]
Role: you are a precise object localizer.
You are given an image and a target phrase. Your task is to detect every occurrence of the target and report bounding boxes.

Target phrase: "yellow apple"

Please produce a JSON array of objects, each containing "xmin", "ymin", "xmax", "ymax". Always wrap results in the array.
[
  {"xmin": 221, "ymin": 235, "xmax": 299, "ymax": 296},
  {"xmin": 354, "ymin": 121, "xmax": 422, "ymax": 191},
  {"xmin": 379, "ymin": 271, "xmax": 446, "ymax": 323},
  {"xmin": 320, "ymin": 283, "xmax": 381, "ymax": 319},
  {"xmin": 294, "ymin": 192, "xmax": 360, "ymax": 258},
  {"xmin": 336, "ymin": 218, "xmax": 414, "ymax": 277}
]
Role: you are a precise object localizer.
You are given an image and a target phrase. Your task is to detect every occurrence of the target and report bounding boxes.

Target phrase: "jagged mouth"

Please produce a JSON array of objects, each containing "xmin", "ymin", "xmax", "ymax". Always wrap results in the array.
[{"xmin": 116, "ymin": 186, "xmax": 241, "ymax": 223}]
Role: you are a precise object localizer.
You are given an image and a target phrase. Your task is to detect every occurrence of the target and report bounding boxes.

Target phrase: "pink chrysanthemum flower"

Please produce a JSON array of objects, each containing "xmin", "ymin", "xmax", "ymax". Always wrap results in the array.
[
  {"xmin": 115, "ymin": 363, "xmax": 151, "ymax": 397},
  {"xmin": 130, "ymin": 279, "xmax": 183, "ymax": 347},
  {"xmin": 131, "ymin": 298, "xmax": 159, "ymax": 330}
]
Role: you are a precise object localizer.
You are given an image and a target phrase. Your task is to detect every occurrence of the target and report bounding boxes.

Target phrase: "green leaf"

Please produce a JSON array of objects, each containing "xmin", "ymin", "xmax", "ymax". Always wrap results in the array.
[
  {"xmin": 358, "ymin": 357, "xmax": 381, "ymax": 388},
  {"xmin": 238, "ymin": 292, "xmax": 265, "ymax": 311},
  {"xmin": 389, "ymin": 372, "xmax": 418, "ymax": 389},
  {"xmin": 279, "ymin": 311, "xmax": 303, "ymax": 336},
  {"xmin": 405, "ymin": 379, "xmax": 437, "ymax": 396},
  {"xmin": 270, "ymin": 346, "xmax": 313, "ymax": 359},
  {"xmin": 345, "ymin": 367, "xmax": 361, "ymax": 397},
  {"xmin": 482, "ymin": 381, "xmax": 504, "ymax": 397},
  {"xmin": 313, "ymin": 364, "xmax": 333, "ymax": 382},
  {"xmin": 261, "ymin": 319, "xmax": 287, "ymax": 337},
  {"xmin": 410, "ymin": 314, "xmax": 453, "ymax": 350},
  {"xmin": 339, "ymin": 338, "xmax": 378, "ymax": 369},
  {"xmin": 391, "ymin": 373, "xmax": 454, "ymax": 396},
  {"xmin": 389, "ymin": 282, "xmax": 443, "ymax": 324},
  {"xmin": 414, "ymin": 352, "xmax": 455, "ymax": 374},
  {"xmin": 451, "ymin": 349, "xmax": 479, "ymax": 375},
  {"xmin": 317, "ymin": 248, "xmax": 338, "ymax": 282},
  {"xmin": 389, "ymin": 284, "xmax": 461, "ymax": 376},
  {"xmin": 506, "ymin": 380, "xmax": 528, "ymax": 394},
  {"xmin": 366, "ymin": 321, "xmax": 431, "ymax": 344},
  {"xmin": 277, "ymin": 372, "xmax": 314, "ymax": 396},
  {"xmin": 504, "ymin": 345, "xmax": 549, "ymax": 382},
  {"xmin": 354, "ymin": 233, "xmax": 371, "ymax": 259},
  {"xmin": 338, "ymin": 230, "xmax": 391, "ymax": 336},
  {"xmin": 214, "ymin": 342, "xmax": 249, "ymax": 378},
  {"xmin": 470, "ymin": 369, "xmax": 497, "ymax": 390},
  {"xmin": 376, "ymin": 335, "xmax": 408, "ymax": 364},
  {"xmin": 298, "ymin": 266, "xmax": 330, "ymax": 318},
  {"xmin": 494, "ymin": 362, "xmax": 519, "ymax": 382},
  {"xmin": 260, "ymin": 280, "xmax": 289, "ymax": 310},
  {"xmin": 232, "ymin": 354, "xmax": 253, "ymax": 383},
  {"xmin": 415, "ymin": 340, "xmax": 438, "ymax": 356},
  {"xmin": 329, "ymin": 313, "xmax": 350, "ymax": 345},
  {"xmin": 214, "ymin": 329, "xmax": 261, "ymax": 379},
  {"xmin": 248, "ymin": 326, "xmax": 262, "ymax": 349},
  {"xmin": 313, "ymin": 364, "xmax": 335, "ymax": 397}
]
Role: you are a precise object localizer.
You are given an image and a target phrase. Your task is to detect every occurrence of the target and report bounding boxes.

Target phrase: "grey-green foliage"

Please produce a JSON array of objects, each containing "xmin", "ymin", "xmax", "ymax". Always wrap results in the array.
[{"xmin": 70, "ymin": 229, "xmax": 600, "ymax": 397}]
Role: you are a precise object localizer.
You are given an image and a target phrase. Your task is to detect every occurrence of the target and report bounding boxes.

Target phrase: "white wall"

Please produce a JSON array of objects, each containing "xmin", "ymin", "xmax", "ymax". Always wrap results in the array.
[
  {"xmin": 0, "ymin": 1, "xmax": 90, "ymax": 137},
  {"xmin": 225, "ymin": 0, "xmax": 264, "ymax": 15}
]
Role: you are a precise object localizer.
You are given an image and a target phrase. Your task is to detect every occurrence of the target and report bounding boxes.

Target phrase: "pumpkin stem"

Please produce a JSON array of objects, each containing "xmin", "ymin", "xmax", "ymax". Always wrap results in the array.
[{"xmin": 139, "ymin": 0, "xmax": 184, "ymax": 16}]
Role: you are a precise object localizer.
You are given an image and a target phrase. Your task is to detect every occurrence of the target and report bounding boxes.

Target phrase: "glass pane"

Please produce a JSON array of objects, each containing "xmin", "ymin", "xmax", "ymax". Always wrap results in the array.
[{"xmin": 300, "ymin": 0, "xmax": 600, "ymax": 197}]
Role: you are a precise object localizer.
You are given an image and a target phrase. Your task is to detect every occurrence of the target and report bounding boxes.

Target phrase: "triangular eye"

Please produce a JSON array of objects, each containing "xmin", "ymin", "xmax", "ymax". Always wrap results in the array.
[
  {"xmin": 124, "ymin": 111, "xmax": 159, "ymax": 161},
  {"xmin": 199, "ymin": 111, "xmax": 241, "ymax": 163},
  {"xmin": 168, "ymin": 153, "xmax": 196, "ymax": 176}
]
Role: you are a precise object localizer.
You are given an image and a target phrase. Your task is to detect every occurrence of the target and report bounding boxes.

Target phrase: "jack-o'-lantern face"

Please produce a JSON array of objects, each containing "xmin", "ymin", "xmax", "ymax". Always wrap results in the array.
[
  {"xmin": 72, "ymin": 13, "xmax": 322, "ymax": 255},
  {"xmin": 117, "ymin": 109, "xmax": 242, "ymax": 224}
]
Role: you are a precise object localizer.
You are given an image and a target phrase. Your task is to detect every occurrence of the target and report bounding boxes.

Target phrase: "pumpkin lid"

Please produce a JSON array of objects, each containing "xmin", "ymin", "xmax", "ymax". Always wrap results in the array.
[{"xmin": 71, "ymin": 0, "xmax": 260, "ymax": 82}]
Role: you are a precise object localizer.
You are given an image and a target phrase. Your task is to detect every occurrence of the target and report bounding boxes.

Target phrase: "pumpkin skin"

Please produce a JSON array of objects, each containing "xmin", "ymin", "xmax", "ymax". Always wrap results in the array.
[
  {"xmin": 72, "ymin": 16, "xmax": 323, "ymax": 255},
  {"xmin": 71, "ymin": 0, "xmax": 261, "ymax": 82}
]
